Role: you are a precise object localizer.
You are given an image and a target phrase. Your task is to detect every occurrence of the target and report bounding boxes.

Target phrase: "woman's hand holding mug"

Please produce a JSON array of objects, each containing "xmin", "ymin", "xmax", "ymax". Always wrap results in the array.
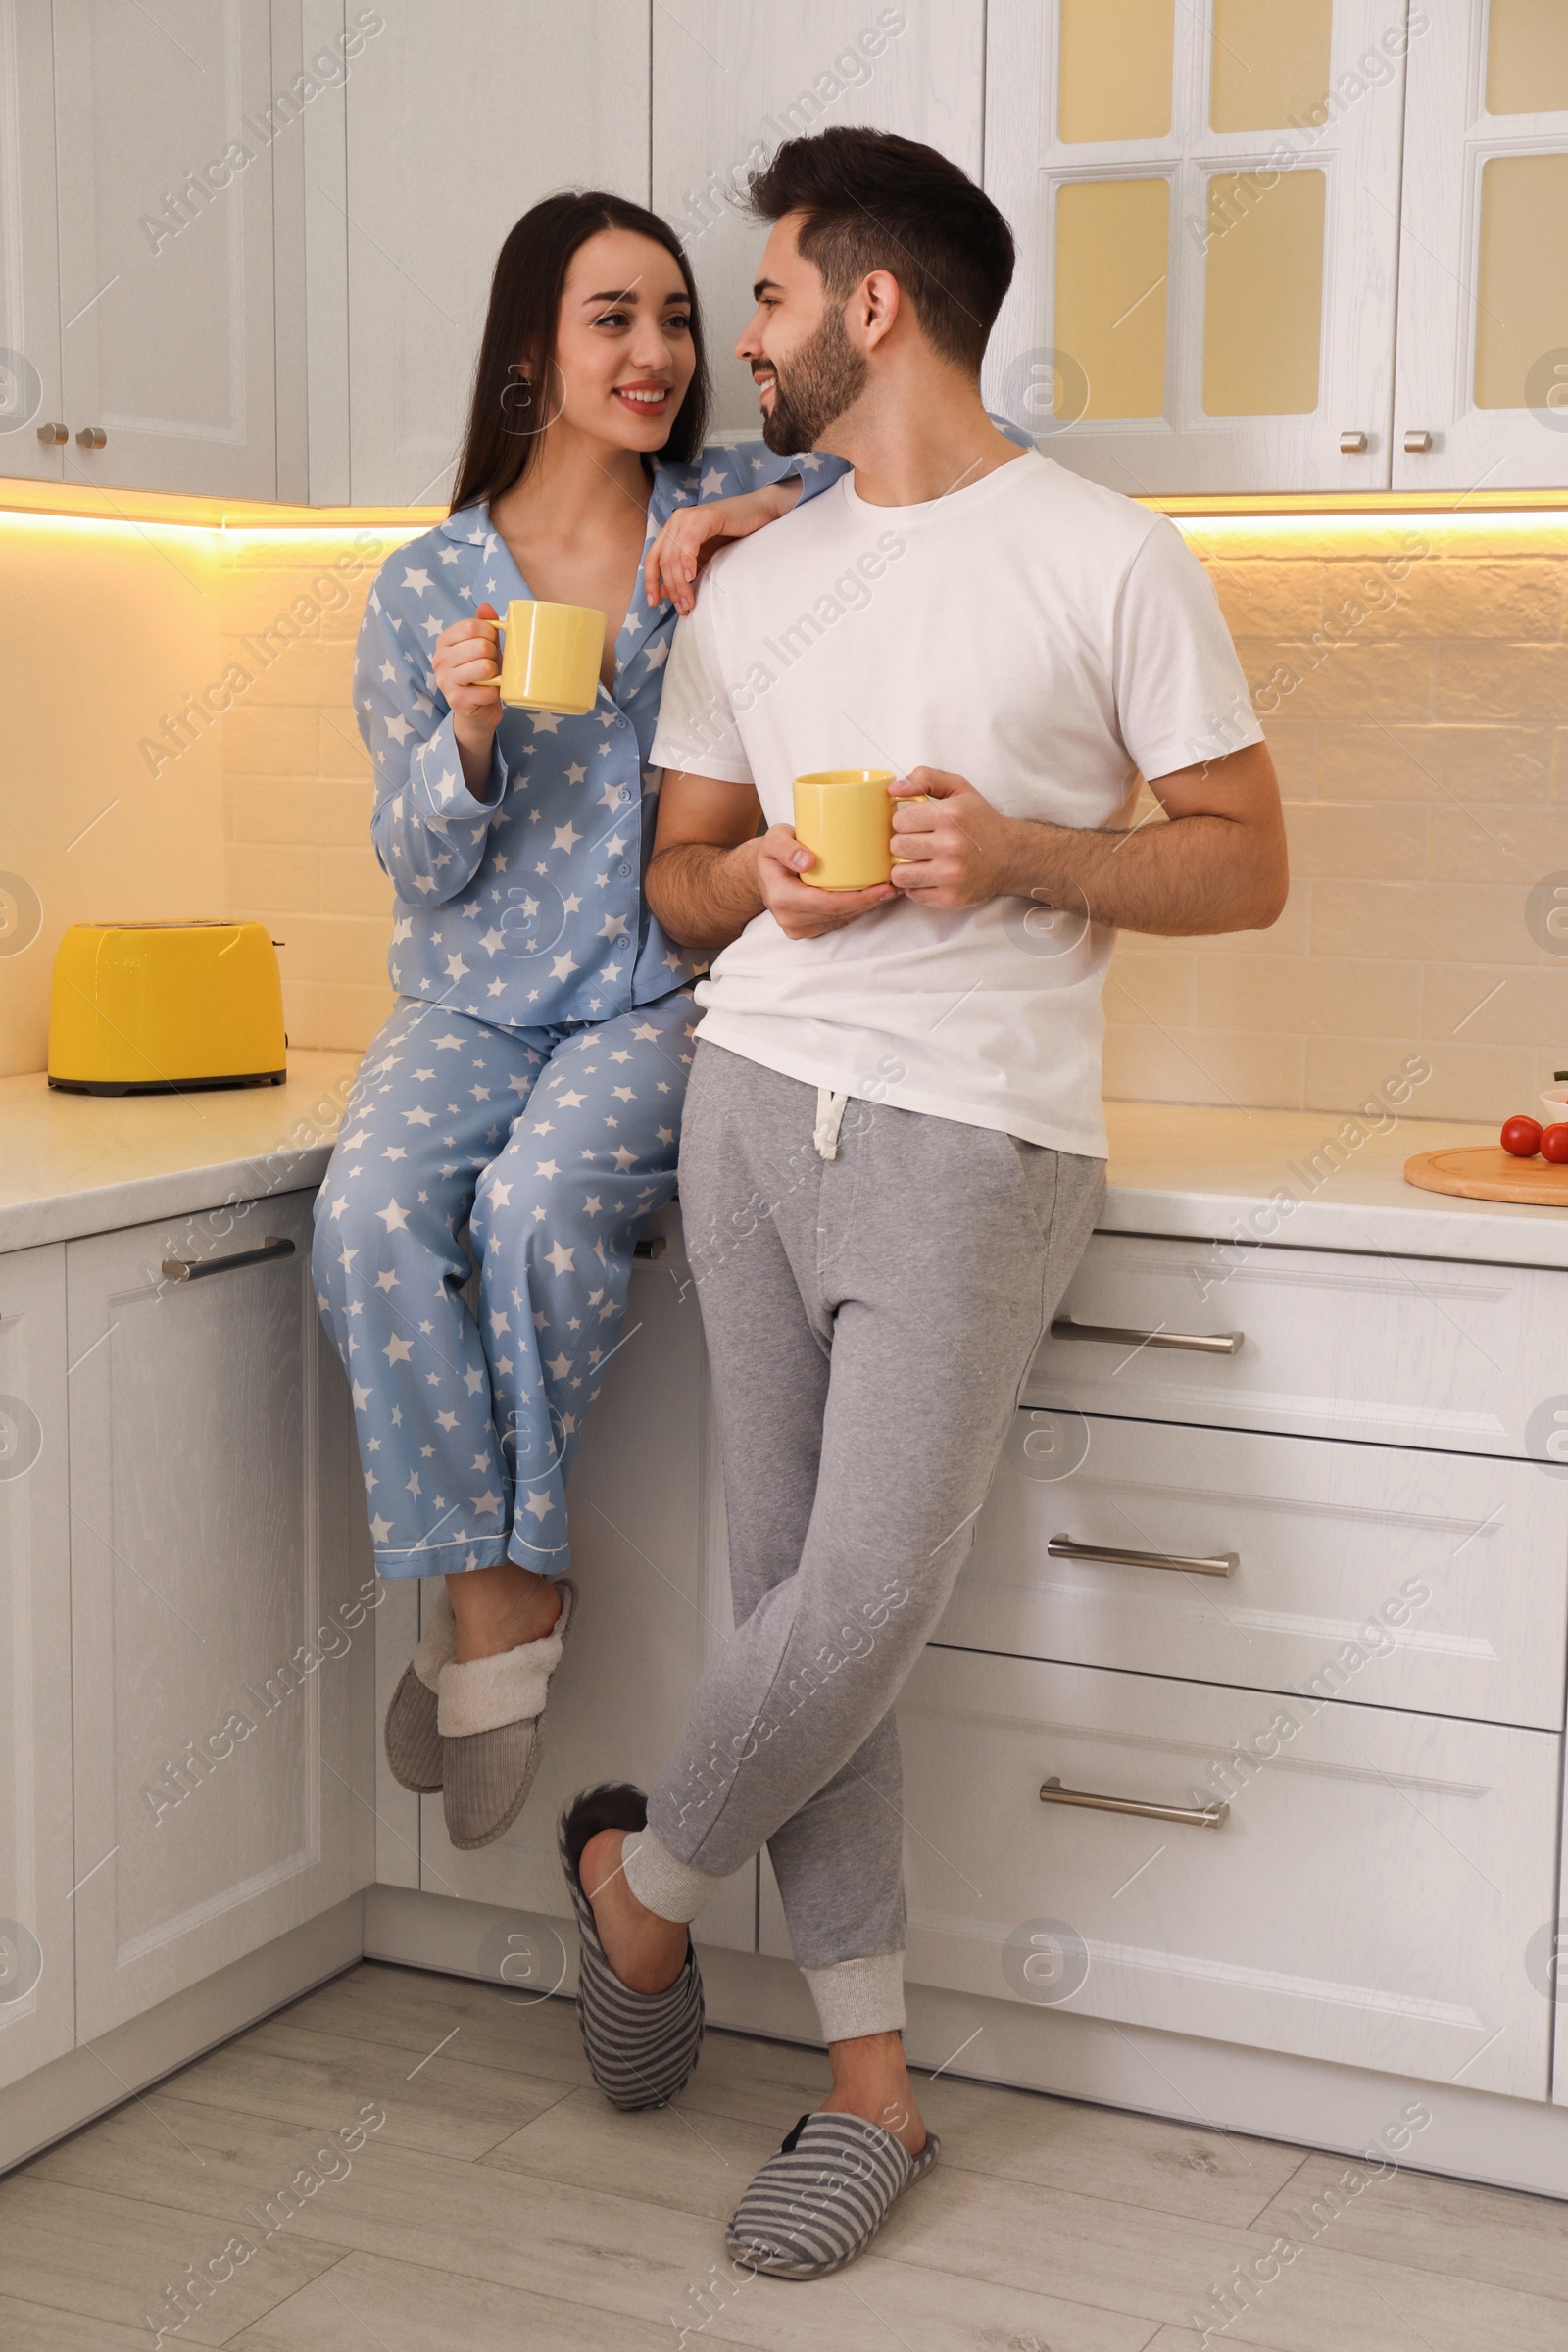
[{"xmin": 432, "ymin": 601, "xmax": 505, "ymax": 798}]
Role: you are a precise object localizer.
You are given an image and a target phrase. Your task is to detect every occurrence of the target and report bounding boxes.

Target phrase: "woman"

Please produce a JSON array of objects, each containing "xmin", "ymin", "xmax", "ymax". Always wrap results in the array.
[{"xmin": 312, "ymin": 190, "xmax": 846, "ymax": 1851}]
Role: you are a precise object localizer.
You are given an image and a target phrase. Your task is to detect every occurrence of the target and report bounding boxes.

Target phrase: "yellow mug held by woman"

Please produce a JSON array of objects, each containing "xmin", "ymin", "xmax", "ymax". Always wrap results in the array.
[
  {"xmin": 791, "ymin": 768, "xmax": 900, "ymax": 891},
  {"xmin": 493, "ymin": 599, "xmax": 606, "ymax": 715}
]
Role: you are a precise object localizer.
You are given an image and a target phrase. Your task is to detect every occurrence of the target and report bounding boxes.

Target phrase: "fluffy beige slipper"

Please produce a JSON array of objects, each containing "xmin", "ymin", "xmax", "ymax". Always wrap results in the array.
[
  {"xmin": 383, "ymin": 1582, "xmax": 457, "ymax": 1793},
  {"xmin": 439, "ymin": 1580, "xmax": 577, "ymax": 1850}
]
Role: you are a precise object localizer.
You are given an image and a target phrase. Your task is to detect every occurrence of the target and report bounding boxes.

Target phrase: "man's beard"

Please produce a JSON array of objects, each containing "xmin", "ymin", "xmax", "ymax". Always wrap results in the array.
[{"xmin": 759, "ymin": 304, "xmax": 868, "ymax": 454}]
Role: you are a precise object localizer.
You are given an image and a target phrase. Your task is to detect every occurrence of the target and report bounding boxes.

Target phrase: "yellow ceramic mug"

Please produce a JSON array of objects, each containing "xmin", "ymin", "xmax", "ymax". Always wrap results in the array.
[
  {"xmin": 493, "ymin": 599, "xmax": 605, "ymax": 715},
  {"xmin": 792, "ymin": 768, "xmax": 900, "ymax": 891}
]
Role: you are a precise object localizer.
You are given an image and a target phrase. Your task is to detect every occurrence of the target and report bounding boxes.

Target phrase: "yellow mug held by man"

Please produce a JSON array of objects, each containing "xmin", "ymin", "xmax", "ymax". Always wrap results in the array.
[{"xmin": 791, "ymin": 768, "xmax": 901, "ymax": 891}]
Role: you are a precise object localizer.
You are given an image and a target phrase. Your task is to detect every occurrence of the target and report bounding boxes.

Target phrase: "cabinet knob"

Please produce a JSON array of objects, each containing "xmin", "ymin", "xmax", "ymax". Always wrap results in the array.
[
  {"xmin": 1339, "ymin": 429, "xmax": 1368, "ymax": 454},
  {"xmin": 75, "ymin": 425, "xmax": 107, "ymax": 449},
  {"xmin": 1402, "ymin": 429, "xmax": 1433, "ymax": 454},
  {"xmin": 36, "ymin": 421, "xmax": 69, "ymax": 445}
]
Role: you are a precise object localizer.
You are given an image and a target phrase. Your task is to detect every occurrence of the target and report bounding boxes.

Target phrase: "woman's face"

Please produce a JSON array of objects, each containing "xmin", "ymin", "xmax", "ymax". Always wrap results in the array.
[{"xmin": 536, "ymin": 227, "xmax": 697, "ymax": 453}]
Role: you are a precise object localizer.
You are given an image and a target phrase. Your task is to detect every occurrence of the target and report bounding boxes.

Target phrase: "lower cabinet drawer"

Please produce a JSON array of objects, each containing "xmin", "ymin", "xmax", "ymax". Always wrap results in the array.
[
  {"xmin": 901, "ymin": 1646, "xmax": 1557, "ymax": 2099},
  {"xmin": 937, "ymin": 1412, "xmax": 1568, "ymax": 1730}
]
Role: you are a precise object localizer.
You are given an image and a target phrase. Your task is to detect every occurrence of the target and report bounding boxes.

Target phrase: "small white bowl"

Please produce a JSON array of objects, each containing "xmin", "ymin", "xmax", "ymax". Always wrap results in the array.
[{"xmin": 1540, "ymin": 1088, "xmax": 1568, "ymax": 1123}]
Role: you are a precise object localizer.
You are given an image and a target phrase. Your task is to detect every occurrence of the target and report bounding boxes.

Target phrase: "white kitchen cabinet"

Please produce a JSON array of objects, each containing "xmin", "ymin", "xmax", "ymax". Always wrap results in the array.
[
  {"xmin": 0, "ymin": 0, "xmax": 64, "ymax": 482},
  {"xmin": 651, "ymin": 1, "xmax": 986, "ymax": 437},
  {"xmin": 900, "ymin": 1644, "xmax": 1558, "ymax": 2100},
  {"xmin": 335, "ymin": 0, "xmax": 650, "ymax": 507},
  {"xmin": 982, "ymin": 0, "xmax": 1408, "ymax": 493},
  {"xmin": 0, "ymin": 1244, "xmax": 74, "ymax": 2091},
  {"xmin": 417, "ymin": 1216, "xmax": 757, "ymax": 1954},
  {"xmin": 1394, "ymin": 0, "xmax": 1568, "ymax": 490},
  {"xmin": 66, "ymin": 1188, "xmax": 373, "ymax": 2040},
  {"xmin": 46, "ymin": 0, "xmax": 281, "ymax": 497}
]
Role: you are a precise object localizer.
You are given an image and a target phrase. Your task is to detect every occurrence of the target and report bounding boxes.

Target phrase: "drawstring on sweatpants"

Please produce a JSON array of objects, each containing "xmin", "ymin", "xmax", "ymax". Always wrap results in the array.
[{"xmin": 814, "ymin": 1087, "xmax": 850, "ymax": 1160}]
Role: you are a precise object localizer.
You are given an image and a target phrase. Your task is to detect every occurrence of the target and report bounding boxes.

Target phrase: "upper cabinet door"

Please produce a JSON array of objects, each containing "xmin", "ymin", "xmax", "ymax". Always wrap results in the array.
[
  {"xmin": 339, "ymin": 1, "xmax": 649, "ymax": 508},
  {"xmin": 49, "ymin": 0, "xmax": 278, "ymax": 497},
  {"xmin": 651, "ymin": 2, "xmax": 987, "ymax": 436},
  {"xmin": 984, "ymin": 0, "xmax": 1409, "ymax": 492},
  {"xmin": 1395, "ymin": 1, "xmax": 1568, "ymax": 489},
  {"xmin": 0, "ymin": 0, "xmax": 64, "ymax": 481}
]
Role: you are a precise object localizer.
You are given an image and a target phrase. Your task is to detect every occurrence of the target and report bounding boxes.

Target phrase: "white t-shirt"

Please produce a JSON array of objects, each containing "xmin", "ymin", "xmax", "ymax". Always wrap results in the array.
[{"xmin": 650, "ymin": 448, "xmax": 1262, "ymax": 1156}]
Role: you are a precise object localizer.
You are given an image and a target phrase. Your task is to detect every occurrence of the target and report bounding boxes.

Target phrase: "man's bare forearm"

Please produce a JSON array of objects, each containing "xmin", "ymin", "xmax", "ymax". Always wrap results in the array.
[
  {"xmin": 1001, "ymin": 810, "xmax": 1287, "ymax": 935},
  {"xmin": 646, "ymin": 838, "xmax": 765, "ymax": 952}
]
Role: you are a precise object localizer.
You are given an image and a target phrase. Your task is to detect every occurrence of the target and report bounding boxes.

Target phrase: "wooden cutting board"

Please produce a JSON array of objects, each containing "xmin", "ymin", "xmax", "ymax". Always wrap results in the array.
[{"xmin": 1404, "ymin": 1145, "xmax": 1568, "ymax": 1206}]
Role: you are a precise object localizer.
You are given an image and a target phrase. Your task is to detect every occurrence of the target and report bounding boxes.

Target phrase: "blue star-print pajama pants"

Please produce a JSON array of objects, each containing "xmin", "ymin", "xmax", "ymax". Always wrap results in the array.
[{"xmin": 312, "ymin": 987, "xmax": 695, "ymax": 1580}]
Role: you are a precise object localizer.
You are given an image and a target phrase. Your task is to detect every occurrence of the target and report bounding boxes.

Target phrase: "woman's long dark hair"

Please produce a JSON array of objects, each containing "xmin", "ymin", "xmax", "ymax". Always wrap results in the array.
[{"xmin": 449, "ymin": 191, "xmax": 711, "ymax": 515}]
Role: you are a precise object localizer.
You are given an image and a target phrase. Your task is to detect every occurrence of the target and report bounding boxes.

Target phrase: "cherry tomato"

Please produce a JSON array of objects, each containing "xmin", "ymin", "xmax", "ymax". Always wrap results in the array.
[
  {"xmin": 1500, "ymin": 1115, "xmax": 1543, "ymax": 1157},
  {"xmin": 1542, "ymin": 1124, "xmax": 1568, "ymax": 1164}
]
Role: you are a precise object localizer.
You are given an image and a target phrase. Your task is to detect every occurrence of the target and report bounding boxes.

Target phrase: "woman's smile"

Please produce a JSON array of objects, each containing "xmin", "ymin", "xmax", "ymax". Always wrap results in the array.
[{"xmin": 613, "ymin": 380, "xmax": 672, "ymax": 414}]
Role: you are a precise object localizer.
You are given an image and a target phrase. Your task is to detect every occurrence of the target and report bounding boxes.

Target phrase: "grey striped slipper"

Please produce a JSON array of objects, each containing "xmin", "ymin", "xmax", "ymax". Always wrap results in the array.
[
  {"xmin": 726, "ymin": 2111, "xmax": 941, "ymax": 2278},
  {"xmin": 383, "ymin": 1582, "xmax": 457, "ymax": 1793},
  {"xmin": 557, "ymin": 1782, "xmax": 705, "ymax": 2110},
  {"xmin": 439, "ymin": 1580, "xmax": 576, "ymax": 1849}
]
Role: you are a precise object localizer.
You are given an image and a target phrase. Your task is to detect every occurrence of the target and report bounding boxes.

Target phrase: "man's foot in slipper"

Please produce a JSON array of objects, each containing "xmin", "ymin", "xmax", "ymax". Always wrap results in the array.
[
  {"xmin": 821, "ymin": 2030, "xmax": 927, "ymax": 2157},
  {"xmin": 580, "ymin": 1828, "xmax": 689, "ymax": 1995}
]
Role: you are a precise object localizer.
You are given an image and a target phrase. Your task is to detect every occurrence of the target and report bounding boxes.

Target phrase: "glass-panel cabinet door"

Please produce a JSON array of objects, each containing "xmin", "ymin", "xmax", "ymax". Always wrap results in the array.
[
  {"xmin": 983, "ymin": 0, "xmax": 1410, "ymax": 492},
  {"xmin": 1395, "ymin": 1, "xmax": 1568, "ymax": 489}
]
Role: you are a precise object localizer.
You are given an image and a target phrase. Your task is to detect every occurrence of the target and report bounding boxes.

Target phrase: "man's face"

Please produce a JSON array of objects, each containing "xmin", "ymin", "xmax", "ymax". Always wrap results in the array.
[{"xmin": 735, "ymin": 214, "xmax": 868, "ymax": 455}]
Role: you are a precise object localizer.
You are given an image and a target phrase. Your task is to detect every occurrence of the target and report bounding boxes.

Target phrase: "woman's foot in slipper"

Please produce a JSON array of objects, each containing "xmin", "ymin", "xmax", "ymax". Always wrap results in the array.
[
  {"xmin": 438, "ymin": 1578, "xmax": 576, "ymax": 1849},
  {"xmin": 448, "ymin": 1558, "xmax": 562, "ymax": 1659},
  {"xmin": 383, "ymin": 1582, "xmax": 456, "ymax": 1793}
]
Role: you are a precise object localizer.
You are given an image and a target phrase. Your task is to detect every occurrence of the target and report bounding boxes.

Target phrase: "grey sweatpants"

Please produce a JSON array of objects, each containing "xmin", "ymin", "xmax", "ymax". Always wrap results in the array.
[{"xmin": 621, "ymin": 1043, "xmax": 1104, "ymax": 2042}]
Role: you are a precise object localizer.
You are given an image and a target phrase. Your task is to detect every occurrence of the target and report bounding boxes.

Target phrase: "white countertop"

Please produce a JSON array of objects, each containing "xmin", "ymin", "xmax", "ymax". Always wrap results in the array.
[
  {"xmin": 0, "ymin": 1053, "xmax": 363, "ymax": 1251},
  {"xmin": 2, "ymin": 1057, "xmax": 1565, "ymax": 1268},
  {"xmin": 1096, "ymin": 1101, "xmax": 1568, "ymax": 1269}
]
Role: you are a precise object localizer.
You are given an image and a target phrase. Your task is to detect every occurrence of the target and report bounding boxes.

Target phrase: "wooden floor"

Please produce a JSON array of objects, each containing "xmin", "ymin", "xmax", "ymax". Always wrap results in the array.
[{"xmin": 3, "ymin": 1962, "xmax": 1567, "ymax": 2350}]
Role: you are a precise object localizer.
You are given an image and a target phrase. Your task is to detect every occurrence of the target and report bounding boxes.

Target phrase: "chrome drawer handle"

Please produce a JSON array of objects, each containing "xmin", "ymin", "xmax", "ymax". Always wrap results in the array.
[
  {"xmin": 1048, "ymin": 1534, "xmax": 1238, "ymax": 1578},
  {"xmin": 1050, "ymin": 1318, "xmax": 1242, "ymax": 1355},
  {"xmin": 161, "ymin": 1237, "xmax": 296, "ymax": 1282},
  {"xmin": 1040, "ymin": 1775, "xmax": 1229, "ymax": 1829}
]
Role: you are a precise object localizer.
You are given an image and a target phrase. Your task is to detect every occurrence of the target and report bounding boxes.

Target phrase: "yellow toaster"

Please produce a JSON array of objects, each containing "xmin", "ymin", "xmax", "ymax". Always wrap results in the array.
[{"xmin": 48, "ymin": 920, "xmax": 286, "ymax": 1094}]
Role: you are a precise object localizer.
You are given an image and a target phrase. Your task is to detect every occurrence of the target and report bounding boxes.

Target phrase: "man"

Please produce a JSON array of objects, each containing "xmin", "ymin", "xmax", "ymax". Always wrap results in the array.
[{"xmin": 558, "ymin": 125, "xmax": 1288, "ymax": 2277}]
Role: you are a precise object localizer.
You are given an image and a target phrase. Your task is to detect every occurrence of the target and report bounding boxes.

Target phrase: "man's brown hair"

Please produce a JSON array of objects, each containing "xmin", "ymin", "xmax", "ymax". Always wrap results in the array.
[{"xmin": 745, "ymin": 125, "xmax": 1014, "ymax": 376}]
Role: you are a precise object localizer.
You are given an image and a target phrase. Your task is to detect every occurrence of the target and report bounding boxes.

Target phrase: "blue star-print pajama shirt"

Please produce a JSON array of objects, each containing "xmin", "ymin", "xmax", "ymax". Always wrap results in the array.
[{"xmin": 313, "ymin": 439, "xmax": 845, "ymax": 1580}]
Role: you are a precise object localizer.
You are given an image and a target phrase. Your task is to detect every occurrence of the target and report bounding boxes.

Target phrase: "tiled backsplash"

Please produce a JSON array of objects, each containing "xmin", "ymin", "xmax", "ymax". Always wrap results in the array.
[
  {"xmin": 222, "ymin": 511, "xmax": 1566, "ymax": 1125},
  {"xmin": 219, "ymin": 527, "xmax": 413, "ymax": 1060}
]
